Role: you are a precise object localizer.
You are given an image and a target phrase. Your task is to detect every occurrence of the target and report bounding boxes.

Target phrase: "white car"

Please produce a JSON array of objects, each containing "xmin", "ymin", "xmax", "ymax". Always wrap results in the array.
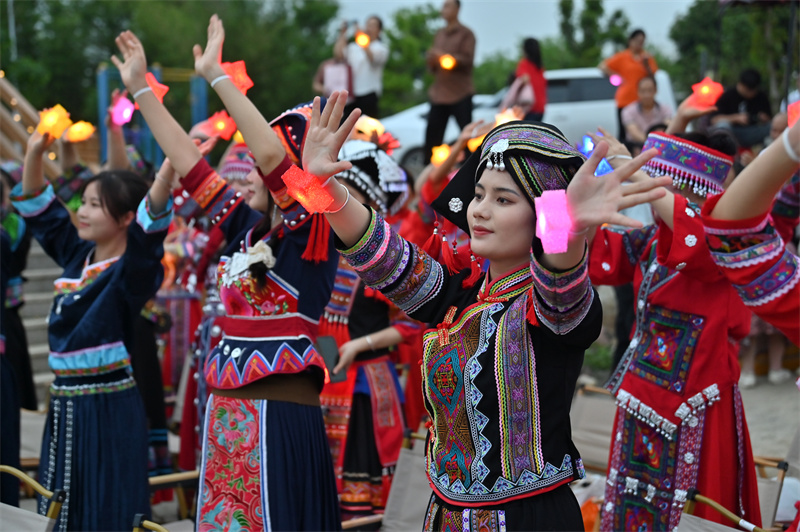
[{"xmin": 381, "ymin": 68, "xmax": 676, "ymax": 177}]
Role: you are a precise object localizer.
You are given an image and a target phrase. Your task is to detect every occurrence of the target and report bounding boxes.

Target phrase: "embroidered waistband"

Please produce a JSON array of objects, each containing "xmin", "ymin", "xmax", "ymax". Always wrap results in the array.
[
  {"xmin": 218, "ymin": 313, "xmax": 319, "ymax": 340},
  {"xmin": 50, "ymin": 370, "xmax": 135, "ymax": 397}
]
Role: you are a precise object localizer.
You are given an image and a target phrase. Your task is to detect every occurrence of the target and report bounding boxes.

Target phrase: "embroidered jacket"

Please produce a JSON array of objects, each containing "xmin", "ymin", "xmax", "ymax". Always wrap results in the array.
[
  {"xmin": 180, "ymin": 157, "xmax": 338, "ymax": 390},
  {"xmin": 589, "ymin": 194, "xmax": 754, "ymax": 530},
  {"xmin": 10, "ymin": 183, "xmax": 171, "ymax": 377},
  {"xmin": 701, "ymin": 194, "xmax": 800, "ymax": 345},
  {"xmin": 339, "ymin": 209, "xmax": 600, "ymax": 507}
]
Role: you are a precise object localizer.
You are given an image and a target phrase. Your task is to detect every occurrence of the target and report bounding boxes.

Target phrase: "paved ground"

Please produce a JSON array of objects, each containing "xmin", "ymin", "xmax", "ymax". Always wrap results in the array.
[{"xmin": 739, "ymin": 375, "xmax": 800, "ymax": 459}]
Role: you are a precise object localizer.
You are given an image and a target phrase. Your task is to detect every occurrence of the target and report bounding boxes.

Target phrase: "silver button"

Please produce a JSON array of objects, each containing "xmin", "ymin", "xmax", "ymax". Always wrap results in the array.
[{"xmin": 675, "ymin": 262, "xmax": 686, "ymax": 270}]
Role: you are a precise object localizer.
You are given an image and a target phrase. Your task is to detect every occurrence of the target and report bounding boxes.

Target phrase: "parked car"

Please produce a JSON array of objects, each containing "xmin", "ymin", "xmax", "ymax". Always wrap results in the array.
[{"xmin": 381, "ymin": 68, "xmax": 676, "ymax": 177}]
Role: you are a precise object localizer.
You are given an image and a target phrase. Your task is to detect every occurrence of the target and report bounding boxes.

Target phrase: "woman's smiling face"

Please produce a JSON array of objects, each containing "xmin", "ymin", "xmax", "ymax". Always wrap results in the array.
[{"xmin": 467, "ymin": 167, "xmax": 536, "ymax": 278}]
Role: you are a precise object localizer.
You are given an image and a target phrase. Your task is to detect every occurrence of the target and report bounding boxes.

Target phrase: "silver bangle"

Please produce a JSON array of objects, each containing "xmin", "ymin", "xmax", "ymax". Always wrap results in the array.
[
  {"xmin": 364, "ymin": 334, "xmax": 375, "ymax": 351},
  {"xmin": 326, "ymin": 185, "xmax": 350, "ymax": 214},
  {"xmin": 132, "ymin": 86, "xmax": 153, "ymax": 100},
  {"xmin": 781, "ymin": 128, "xmax": 800, "ymax": 163},
  {"xmin": 209, "ymin": 74, "xmax": 231, "ymax": 88},
  {"xmin": 606, "ymin": 154, "xmax": 633, "ymax": 161}
]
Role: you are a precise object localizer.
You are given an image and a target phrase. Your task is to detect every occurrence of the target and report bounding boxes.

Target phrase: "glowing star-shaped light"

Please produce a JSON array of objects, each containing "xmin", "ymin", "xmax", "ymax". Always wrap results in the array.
[
  {"xmin": 439, "ymin": 54, "xmax": 456, "ymax": 70},
  {"xmin": 134, "ymin": 72, "xmax": 169, "ymax": 109},
  {"xmin": 691, "ymin": 77, "xmax": 724, "ymax": 107},
  {"xmin": 355, "ymin": 32, "xmax": 371, "ymax": 48},
  {"xmin": 65, "ymin": 121, "xmax": 96, "ymax": 143},
  {"xmin": 788, "ymin": 100, "xmax": 800, "ymax": 128},
  {"xmin": 222, "ymin": 61, "xmax": 254, "ymax": 95},
  {"xmin": 609, "ymin": 74, "xmax": 622, "ymax": 87},
  {"xmin": 111, "ymin": 96, "xmax": 135, "ymax": 126},
  {"xmin": 281, "ymin": 165, "xmax": 335, "ymax": 213},
  {"xmin": 208, "ymin": 111, "xmax": 237, "ymax": 141},
  {"xmin": 37, "ymin": 104, "xmax": 73, "ymax": 138},
  {"xmin": 534, "ymin": 190, "xmax": 572, "ymax": 254},
  {"xmin": 431, "ymin": 144, "xmax": 451, "ymax": 166}
]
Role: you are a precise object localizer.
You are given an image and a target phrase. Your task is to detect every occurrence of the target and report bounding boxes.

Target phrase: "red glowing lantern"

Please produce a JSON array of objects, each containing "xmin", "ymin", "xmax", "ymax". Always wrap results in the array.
[
  {"xmin": 281, "ymin": 165, "xmax": 335, "ymax": 213},
  {"xmin": 134, "ymin": 72, "xmax": 169, "ymax": 110},
  {"xmin": 221, "ymin": 60, "xmax": 254, "ymax": 95},
  {"xmin": 207, "ymin": 111, "xmax": 237, "ymax": 141},
  {"xmin": 691, "ymin": 77, "xmax": 724, "ymax": 107}
]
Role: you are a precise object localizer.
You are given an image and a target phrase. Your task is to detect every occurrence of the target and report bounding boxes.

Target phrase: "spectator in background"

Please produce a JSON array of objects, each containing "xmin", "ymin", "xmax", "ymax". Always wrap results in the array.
[
  {"xmin": 424, "ymin": 0, "xmax": 476, "ymax": 164},
  {"xmin": 711, "ymin": 68, "xmax": 772, "ymax": 148},
  {"xmin": 511, "ymin": 37, "xmax": 547, "ymax": 121},
  {"xmin": 599, "ymin": 29, "xmax": 658, "ymax": 142},
  {"xmin": 334, "ymin": 16, "xmax": 389, "ymax": 118},
  {"xmin": 621, "ymin": 76, "xmax": 672, "ymax": 146}
]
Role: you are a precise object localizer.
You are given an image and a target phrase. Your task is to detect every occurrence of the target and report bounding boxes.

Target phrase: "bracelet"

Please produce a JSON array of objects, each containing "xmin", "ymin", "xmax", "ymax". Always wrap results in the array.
[
  {"xmin": 781, "ymin": 128, "xmax": 800, "ymax": 163},
  {"xmin": 209, "ymin": 74, "xmax": 231, "ymax": 88},
  {"xmin": 326, "ymin": 185, "xmax": 350, "ymax": 214},
  {"xmin": 364, "ymin": 334, "xmax": 375, "ymax": 352},
  {"xmin": 606, "ymin": 154, "xmax": 633, "ymax": 161},
  {"xmin": 132, "ymin": 86, "xmax": 153, "ymax": 100},
  {"xmin": 155, "ymin": 174, "xmax": 173, "ymax": 191}
]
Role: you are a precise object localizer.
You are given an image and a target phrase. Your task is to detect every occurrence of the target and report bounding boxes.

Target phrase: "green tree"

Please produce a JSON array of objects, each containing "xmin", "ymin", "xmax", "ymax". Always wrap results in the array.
[
  {"xmin": 554, "ymin": 0, "xmax": 632, "ymax": 68},
  {"xmin": 381, "ymin": 4, "xmax": 440, "ymax": 116},
  {"xmin": 669, "ymin": 0, "xmax": 797, "ymax": 104}
]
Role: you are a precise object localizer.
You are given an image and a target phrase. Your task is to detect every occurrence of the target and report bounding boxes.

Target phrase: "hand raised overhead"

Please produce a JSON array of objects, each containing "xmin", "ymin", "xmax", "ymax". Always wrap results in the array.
[
  {"xmin": 110, "ymin": 31, "xmax": 149, "ymax": 92},
  {"xmin": 302, "ymin": 91, "xmax": 362, "ymax": 181},
  {"xmin": 192, "ymin": 14, "xmax": 227, "ymax": 81}
]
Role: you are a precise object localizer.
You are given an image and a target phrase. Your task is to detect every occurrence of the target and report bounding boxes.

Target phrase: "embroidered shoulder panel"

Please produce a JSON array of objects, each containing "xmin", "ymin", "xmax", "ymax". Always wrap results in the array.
[{"xmin": 734, "ymin": 249, "xmax": 800, "ymax": 307}]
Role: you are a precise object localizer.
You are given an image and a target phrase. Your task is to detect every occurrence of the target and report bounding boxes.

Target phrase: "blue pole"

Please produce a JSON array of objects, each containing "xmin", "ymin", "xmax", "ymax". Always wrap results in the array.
[
  {"xmin": 97, "ymin": 65, "xmax": 109, "ymax": 162},
  {"xmin": 190, "ymin": 75, "xmax": 208, "ymax": 127}
]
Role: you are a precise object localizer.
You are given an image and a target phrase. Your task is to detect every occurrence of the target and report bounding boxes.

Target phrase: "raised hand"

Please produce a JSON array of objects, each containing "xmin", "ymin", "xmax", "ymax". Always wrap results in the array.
[
  {"xmin": 192, "ymin": 14, "xmax": 226, "ymax": 81},
  {"xmin": 567, "ymin": 142, "xmax": 671, "ymax": 231},
  {"xmin": 302, "ymin": 91, "xmax": 361, "ymax": 181},
  {"xmin": 110, "ymin": 31, "xmax": 149, "ymax": 92},
  {"xmin": 457, "ymin": 119, "xmax": 492, "ymax": 145},
  {"xmin": 195, "ymin": 136, "xmax": 219, "ymax": 157},
  {"xmin": 27, "ymin": 130, "xmax": 57, "ymax": 155}
]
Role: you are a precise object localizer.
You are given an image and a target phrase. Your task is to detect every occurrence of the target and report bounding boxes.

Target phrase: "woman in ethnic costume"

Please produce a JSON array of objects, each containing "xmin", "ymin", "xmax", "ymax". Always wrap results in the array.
[
  {"xmin": 701, "ymin": 115, "xmax": 800, "ymax": 344},
  {"xmin": 113, "ymin": 17, "xmax": 341, "ymax": 530},
  {"xmin": 319, "ymin": 139, "xmax": 409, "ymax": 516},
  {"xmin": 286, "ymin": 92, "xmax": 670, "ymax": 530},
  {"xmin": 587, "ymin": 129, "xmax": 762, "ymax": 530},
  {"xmin": 12, "ymin": 130, "xmax": 173, "ymax": 529}
]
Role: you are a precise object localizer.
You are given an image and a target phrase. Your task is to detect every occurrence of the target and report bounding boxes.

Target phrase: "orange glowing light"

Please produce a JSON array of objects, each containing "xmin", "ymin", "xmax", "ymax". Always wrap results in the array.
[
  {"xmin": 233, "ymin": 130, "xmax": 245, "ymax": 144},
  {"xmin": 355, "ymin": 32, "xmax": 370, "ymax": 48},
  {"xmin": 65, "ymin": 121, "xmax": 96, "ymax": 143},
  {"xmin": 439, "ymin": 54, "xmax": 456, "ymax": 71},
  {"xmin": 690, "ymin": 77, "xmax": 724, "ymax": 107},
  {"xmin": 431, "ymin": 144, "xmax": 451, "ymax": 166},
  {"xmin": 134, "ymin": 72, "xmax": 170, "ymax": 109},
  {"xmin": 221, "ymin": 60, "xmax": 254, "ymax": 95},
  {"xmin": 37, "ymin": 104, "xmax": 73, "ymax": 138},
  {"xmin": 208, "ymin": 111, "xmax": 237, "ymax": 141},
  {"xmin": 494, "ymin": 109, "xmax": 518, "ymax": 127},
  {"xmin": 467, "ymin": 135, "xmax": 485, "ymax": 152}
]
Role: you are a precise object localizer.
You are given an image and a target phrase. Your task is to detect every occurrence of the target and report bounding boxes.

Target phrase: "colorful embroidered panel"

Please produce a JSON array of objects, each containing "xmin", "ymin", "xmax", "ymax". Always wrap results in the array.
[
  {"xmin": 495, "ymin": 294, "xmax": 544, "ymax": 479},
  {"xmin": 734, "ymin": 249, "xmax": 800, "ymax": 307},
  {"xmin": 198, "ymin": 395, "xmax": 264, "ymax": 532},
  {"xmin": 628, "ymin": 305, "xmax": 702, "ymax": 394}
]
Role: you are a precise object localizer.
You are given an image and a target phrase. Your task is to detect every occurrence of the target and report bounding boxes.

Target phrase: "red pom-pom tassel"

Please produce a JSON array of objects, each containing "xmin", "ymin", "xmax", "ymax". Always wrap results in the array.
[
  {"xmin": 462, "ymin": 253, "xmax": 483, "ymax": 288},
  {"xmin": 421, "ymin": 221, "xmax": 442, "ymax": 261}
]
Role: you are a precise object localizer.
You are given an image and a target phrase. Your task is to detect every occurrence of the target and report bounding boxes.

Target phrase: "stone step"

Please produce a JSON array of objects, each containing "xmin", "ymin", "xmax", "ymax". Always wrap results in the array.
[
  {"xmin": 29, "ymin": 343, "xmax": 50, "ymax": 376},
  {"xmin": 18, "ymin": 292, "xmax": 53, "ymax": 320},
  {"xmin": 22, "ymin": 316, "xmax": 48, "ymax": 350},
  {"xmin": 21, "ymin": 268, "xmax": 61, "ymax": 295}
]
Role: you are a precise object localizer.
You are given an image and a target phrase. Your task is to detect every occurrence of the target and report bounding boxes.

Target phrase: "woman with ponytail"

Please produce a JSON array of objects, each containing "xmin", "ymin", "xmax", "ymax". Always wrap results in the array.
[{"xmin": 113, "ymin": 16, "xmax": 340, "ymax": 530}]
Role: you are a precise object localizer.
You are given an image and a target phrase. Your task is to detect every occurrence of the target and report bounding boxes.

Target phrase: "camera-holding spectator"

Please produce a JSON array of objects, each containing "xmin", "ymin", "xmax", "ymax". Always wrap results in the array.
[{"xmin": 334, "ymin": 16, "xmax": 388, "ymax": 118}]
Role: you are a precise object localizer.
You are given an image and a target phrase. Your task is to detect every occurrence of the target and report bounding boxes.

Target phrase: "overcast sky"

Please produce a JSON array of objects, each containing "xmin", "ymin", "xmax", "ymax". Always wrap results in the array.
[{"xmin": 338, "ymin": 0, "xmax": 697, "ymax": 61}]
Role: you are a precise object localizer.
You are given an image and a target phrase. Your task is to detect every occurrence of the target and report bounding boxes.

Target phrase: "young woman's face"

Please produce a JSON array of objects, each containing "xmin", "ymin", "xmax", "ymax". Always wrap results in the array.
[
  {"xmin": 76, "ymin": 181, "xmax": 130, "ymax": 244},
  {"xmin": 246, "ymin": 169, "xmax": 271, "ymax": 213},
  {"xmin": 467, "ymin": 168, "xmax": 536, "ymax": 277}
]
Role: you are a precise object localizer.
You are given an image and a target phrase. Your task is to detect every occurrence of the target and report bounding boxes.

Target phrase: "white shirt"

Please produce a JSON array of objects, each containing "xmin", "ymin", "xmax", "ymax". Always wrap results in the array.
[{"xmin": 345, "ymin": 40, "xmax": 389, "ymax": 97}]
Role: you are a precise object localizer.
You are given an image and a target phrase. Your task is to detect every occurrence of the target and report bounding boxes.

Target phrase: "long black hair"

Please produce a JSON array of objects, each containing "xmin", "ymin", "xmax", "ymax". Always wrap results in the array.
[
  {"xmin": 79, "ymin": 170, "xmax": 149, "ymax": 223},
  {"xmin": 523, "ymin": 38, "xmax": 542, "ymax": 69}
]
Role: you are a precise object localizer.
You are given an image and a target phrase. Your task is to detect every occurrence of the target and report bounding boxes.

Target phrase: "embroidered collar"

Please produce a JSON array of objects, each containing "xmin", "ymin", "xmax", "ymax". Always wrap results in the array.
[{"xmin": 477, "ymin": 265, "xmax": 532, "ymax": 303}]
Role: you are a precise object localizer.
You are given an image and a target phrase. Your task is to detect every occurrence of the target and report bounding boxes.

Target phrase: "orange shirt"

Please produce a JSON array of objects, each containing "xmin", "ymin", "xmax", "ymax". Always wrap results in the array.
[{"xmin": 605, "ymin": 49, "xmax": 658, "ymax": 108}]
